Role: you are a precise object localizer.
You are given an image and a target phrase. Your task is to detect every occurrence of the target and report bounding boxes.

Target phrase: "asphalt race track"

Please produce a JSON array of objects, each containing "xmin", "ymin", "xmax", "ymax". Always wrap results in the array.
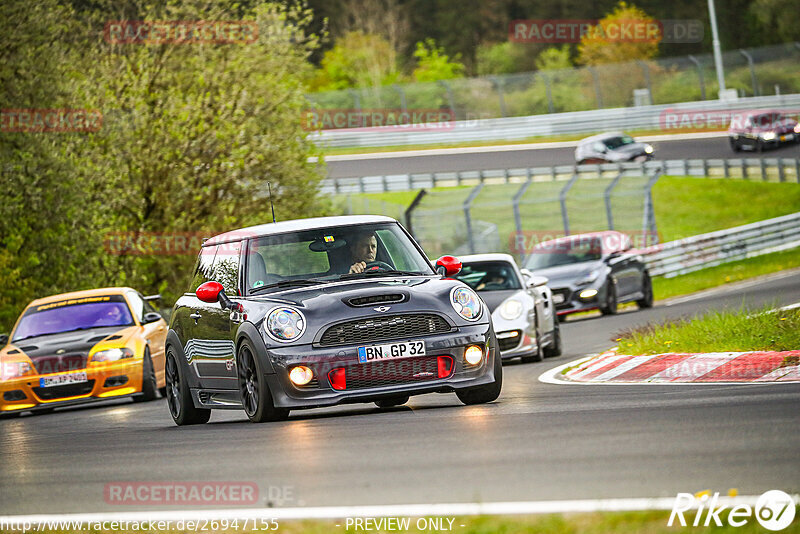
[
  {"xmin": 2, "ymin": 271, "xmax": 799, "ymax": 515},
  {"xmin": 323, "ymin": 134, "xmax": 800, "ymax": 178}
]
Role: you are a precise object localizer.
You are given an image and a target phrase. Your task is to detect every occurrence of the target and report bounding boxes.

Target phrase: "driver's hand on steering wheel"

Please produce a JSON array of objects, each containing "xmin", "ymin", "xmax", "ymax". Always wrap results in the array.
[{"xmin": 349, "ymin": 261, "xmax": 366, "ymax": 274}]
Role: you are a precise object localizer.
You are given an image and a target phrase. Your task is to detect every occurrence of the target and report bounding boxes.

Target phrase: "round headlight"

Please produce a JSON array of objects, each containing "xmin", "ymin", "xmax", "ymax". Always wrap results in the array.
[
  {"xmin": 289, "ymin": 365, "xmax": 314, "ymax": 386},
  {"xmin": 499, "ymin": 299, "xmax": 523, "ymax": 320},
  {"xmin": 464, "ymin": 345, "xmax": 484, "ymax": 366},
  {"xmin": 450, "ymin": 287, "xmax": 482, "ymax": 321},
  {"xmin": 265, "ymin": 307, "xmax": 306, "ymax": 342}
]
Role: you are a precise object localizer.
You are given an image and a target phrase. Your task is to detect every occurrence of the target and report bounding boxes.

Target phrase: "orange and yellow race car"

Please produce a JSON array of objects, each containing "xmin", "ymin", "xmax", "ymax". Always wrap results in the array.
[{"xmin": 0, "ymin": 287, "xmax": 167, "ymax": 417}]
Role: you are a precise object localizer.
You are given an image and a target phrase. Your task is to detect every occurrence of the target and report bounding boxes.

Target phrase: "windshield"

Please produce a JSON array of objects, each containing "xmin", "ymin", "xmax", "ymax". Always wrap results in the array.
[
  {"xmin": 455, "ymin": 262, "xmax": 521, "ymax": 292},
  {"xmin": 245, "ymin": 222, "xmax": 434, "ymax": 293},
  {"xmin": 525, "ymin": 237, "xmax": 603, "ymax": 269},
  {"xmin": 12, "ymin": 295, "xmax": 134, "ymax": 342},
  {"xmin": 603, "ymin": 135, "xmax": 635, "ymax": 150}
]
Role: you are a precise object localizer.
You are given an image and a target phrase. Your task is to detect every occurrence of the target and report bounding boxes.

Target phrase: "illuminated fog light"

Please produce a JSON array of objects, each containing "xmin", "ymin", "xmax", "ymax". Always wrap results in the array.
[
  {"xmin": 289, "ymin": 366, "xmax": 314, "ymax": 386},
  {"xmin": 579, "ymin": 288, "xmax": 598, "ymax": 299},
  {"xmin": 464, "ymin": 345, "xmax": 483, "ymax": 366}
]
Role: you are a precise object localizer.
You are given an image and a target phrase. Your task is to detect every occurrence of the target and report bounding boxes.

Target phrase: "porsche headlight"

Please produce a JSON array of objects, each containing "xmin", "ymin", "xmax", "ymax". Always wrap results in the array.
[
  {"xmin": 265, "ymin": 307, "xmax": 306, "ymax": 342},
  {"xmin": 578, "ymin": 270, "xmax": 600, "ymax": 285},
  {"xmin": 499, "ymin": 299, "xmax": 523, "ymax": 320},
  {"xmin": 91, "ymin": 347, "xmax": 134, "ymax": 362},
  {"xmin": 450, "ymin": 287, "xmax": 482, "ymax": 321},
  {"xmin": 1, "ymin": 361, "xmax": 34, "ymax": 380}
]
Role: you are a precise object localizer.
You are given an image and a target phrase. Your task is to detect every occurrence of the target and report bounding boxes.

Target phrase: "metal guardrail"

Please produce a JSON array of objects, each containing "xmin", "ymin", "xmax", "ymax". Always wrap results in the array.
[
  {"xmin": 322, "ymin": 158, "xmax": 800, "ymax": 194},
  {"xmin": 311, "ymin": 93, "xmax": 800, "ymax": 148},
  {"xmin": 642, "ymin": 212, "xmax": 800, "ymax": 278}
]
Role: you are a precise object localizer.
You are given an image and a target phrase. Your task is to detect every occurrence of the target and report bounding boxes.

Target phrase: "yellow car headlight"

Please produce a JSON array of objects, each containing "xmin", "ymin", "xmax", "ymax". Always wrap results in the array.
[{"xmin": 91, "ymin": 347, "xmax": 134, "ymax": 362}]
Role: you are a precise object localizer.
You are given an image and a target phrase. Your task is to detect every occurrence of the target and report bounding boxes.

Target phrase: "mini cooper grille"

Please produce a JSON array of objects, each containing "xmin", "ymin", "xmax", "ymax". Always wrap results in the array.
[
  {"xmin": 32, "ymin": 354, "xmax": 87, "ymax": 375},
  {"xmin": 33, "ymin": 380, "xmax": 95, "ymax": 400},
  {"xmin": 497, "ymin": 331, "xmax": 522, "ymax": 352},
  {"xmin": 319, "ymin": 314, "xmax": 451, "ymax": 347},
  {"xmin": 347, "ymin": 294, "xmax": 406, "ymax": 307},
  {"xmin": 344, "ymin": 356, "xmax": 442, "ymax": 390}
]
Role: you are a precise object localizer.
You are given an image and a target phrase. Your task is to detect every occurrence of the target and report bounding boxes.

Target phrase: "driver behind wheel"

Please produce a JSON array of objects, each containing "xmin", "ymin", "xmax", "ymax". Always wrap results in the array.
[{"xmin": 348, "ymin": 231, "xmax": 379, "ymax": 273}]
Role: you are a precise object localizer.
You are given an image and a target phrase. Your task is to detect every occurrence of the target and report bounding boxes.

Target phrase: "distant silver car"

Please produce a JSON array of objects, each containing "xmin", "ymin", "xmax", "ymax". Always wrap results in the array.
[
  {"xmin": 575, "ymin": 132, "xmax": 654, "ymax": 165},
  {"xmin": 456, "ymin": 254, "xmax": 561, "ymax": 363}
]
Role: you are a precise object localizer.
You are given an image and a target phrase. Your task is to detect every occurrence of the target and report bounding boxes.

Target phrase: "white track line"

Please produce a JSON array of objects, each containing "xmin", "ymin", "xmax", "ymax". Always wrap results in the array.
[
  {"xmin": 3, "ymin": 494, "xmax": 794, "ymax": 523},
  {"xmin": 309, "ymin": 131, "xmax": 728, "ymax": 162}
]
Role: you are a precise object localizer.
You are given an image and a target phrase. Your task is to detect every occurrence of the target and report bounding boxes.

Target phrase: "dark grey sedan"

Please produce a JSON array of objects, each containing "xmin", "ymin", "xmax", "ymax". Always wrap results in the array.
[
  {"xmin": 523, "ymin": 231, "xmax": 653, "ymax": 318},
  {"xmin": 575, "ymin": 132, "xmax": 654, "ymax": 165}
]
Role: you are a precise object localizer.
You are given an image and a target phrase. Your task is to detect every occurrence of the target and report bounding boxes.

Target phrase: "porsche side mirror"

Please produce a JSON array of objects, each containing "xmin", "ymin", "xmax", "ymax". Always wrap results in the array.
[
  {"xmin": 142, "ymin": 312, "xmax": 162, "ymax": 324},
  {"xmin": 0, "ymin": 334, "xmax": 8, "ymax": 347},
  {"xmin": 196, "ymin": 281, "xmax": 236, "ymax": 310},
  {"xmin": 435, "ymin": 255, "xmax": 462, "ymax": 277}
]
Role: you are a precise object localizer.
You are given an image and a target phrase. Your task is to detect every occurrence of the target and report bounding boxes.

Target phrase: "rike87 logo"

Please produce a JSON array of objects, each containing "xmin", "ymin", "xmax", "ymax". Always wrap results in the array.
[{"xmin": 669, "ymin": 490, "xmax": 796, "ymax": 531}]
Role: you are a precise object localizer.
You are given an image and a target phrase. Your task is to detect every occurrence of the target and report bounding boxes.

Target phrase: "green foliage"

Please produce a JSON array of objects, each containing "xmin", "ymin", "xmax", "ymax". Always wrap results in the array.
[
  {"xmin": 577, "ymin": 2, "xmax": 659, "ymax": 66},
  {"xmin": 309, "ymin": 31, "xmax": 399, "ymax": 90},
  {"xmin": 535, "ymin": 46, "xmax": 572, "ymax": 71},
  {"xmin": 0, "ymin": 0, "xmax": 327, "ymax": 331},
  {"xmin": 476, "ymin": 42, "xmax": 540, "ymax": 76},
  {"xmin": 412, "ymin": 39, "xmax": 465, "ymax": 82}
]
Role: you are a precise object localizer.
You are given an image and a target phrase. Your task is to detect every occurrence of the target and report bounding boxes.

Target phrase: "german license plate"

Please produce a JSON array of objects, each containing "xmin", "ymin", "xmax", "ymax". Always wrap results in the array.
[
  {"xmin": 39, "ymin": 372, "xmax": 87, "ymax": 388},
  {"xmin": 357, "ymin": 340, "xmax": 425, "ymax": 363},
  {"xmin": 552, "ymin": 293, "xmax": 565, "ymax": 304}
]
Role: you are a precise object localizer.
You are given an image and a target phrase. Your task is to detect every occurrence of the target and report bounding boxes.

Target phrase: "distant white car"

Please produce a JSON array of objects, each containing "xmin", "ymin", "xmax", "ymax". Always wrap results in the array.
[{"xmin": 455, "ymin": 254, "xmax": 561, "ymax": 363}]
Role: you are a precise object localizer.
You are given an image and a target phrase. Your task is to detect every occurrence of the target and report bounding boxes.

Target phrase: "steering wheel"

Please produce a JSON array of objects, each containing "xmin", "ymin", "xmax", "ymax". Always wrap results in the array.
[{"xmin": 364, "ymin": 261, "xmax": 394, "ymax": 272}]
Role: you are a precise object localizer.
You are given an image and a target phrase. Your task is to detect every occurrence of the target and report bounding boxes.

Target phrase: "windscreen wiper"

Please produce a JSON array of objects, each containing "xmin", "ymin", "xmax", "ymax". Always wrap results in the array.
[
  {"xmin": 250, "ymin": 279, "xmax": 328, "ymax": 294},
  {"xmin": 337, "ymin": 270, "xmax": 425, "ymax": 281}
]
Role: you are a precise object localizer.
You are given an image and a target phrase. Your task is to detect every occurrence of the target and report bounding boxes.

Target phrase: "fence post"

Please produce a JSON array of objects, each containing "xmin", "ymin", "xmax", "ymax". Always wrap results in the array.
[
  {"xmin": 588, "ymin": 67, "xmax": 604, "ymax": 109},
  {"xmin": 512, "ymin": 179, "xmax": 533, "ymax": 256},
  {"xmin": 637, "ymin": 61, "xmax": 653, "ymax": 105},
  {"xmin": 393, "ymin": 84, "xmax": 407, "ymax": 114},
  {"xmin": 559, "ymin": 173, "xmax": 579, "ymax": 236},
  {"xmin": 687, "ymin": 54, "xmax": 706, "ymax": 100},
  {"xmin": 604, "ymin": 168, "xmax": 624, "ymax": 230},
  {"xmin": 760, "ymin": 158, "xmax": 767, "ymax": 181},
  {"xmin": 796, "ymin": 158, "xmax": 800, "ymax": 183},
  {"xmin": 643, "ymin": 168, "xmax": 663, "ymax": 247},
  {"xmin": 464, "ymin": 184, "xmax": 484, "ymax": 254},
  {"xmin": 778, "ymin": 159, "xmax": 785, "ymax": 182},
  {"xmin": 404, "ymin": 189, "xmax": 427, "ymax": 239},
  {"xmin": 490, "ymin": 77, "xmax": 507, "ymax": 118},
  {"xmin": 437, "ymin": 80, "xmax": 457, "ymax": 119},
  {"xmin": 741, "ymin": 158, "xmax": 748, "ymax": 179},
  {"xmin": 348, "ymin": 89, "xmax": 361, "ymax": 117},
  {"xmin": 723, "ymin": 158, "xmax": 729, "ymax": 178},
  {"xmin": 738, "ymin": 49, "xmax": 759, "ymax": 97},
  {"xmin": 541, "ymin": 72, "xmax": 555, "ymax": 113},
  {"xmin": 702, "ymin": 158, "xmax": 708, "ymax": 177}
]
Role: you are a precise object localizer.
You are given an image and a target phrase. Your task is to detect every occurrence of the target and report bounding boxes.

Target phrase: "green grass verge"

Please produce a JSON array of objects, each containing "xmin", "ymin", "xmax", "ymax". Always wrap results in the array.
[
  {"xmin": 616, "ymin": 305, "xmax": 800, "ymax": 355},
  {"xmin": 15, "ymin": 511, "xmax": 799, "ymax": 533},
  {"xmin": 654, "ymin": 247, "xmax": 800, "ymax": 301}
]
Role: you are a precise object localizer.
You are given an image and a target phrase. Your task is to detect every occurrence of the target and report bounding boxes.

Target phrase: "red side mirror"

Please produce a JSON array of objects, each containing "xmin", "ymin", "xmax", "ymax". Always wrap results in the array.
[
  {"xmin": 196, "ymin": 281, "xmax": 224, "ymax": 303},
  {"xmin": 435, "ymin": 255, "xmax": 462, "ymax": 277}
]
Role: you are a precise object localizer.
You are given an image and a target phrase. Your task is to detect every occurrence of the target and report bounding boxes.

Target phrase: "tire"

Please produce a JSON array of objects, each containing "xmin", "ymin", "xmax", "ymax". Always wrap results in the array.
[
  {"xmin": 729, "ymin": 138, "xmax": 741, "ymax": 152},
  {"xmin": 165, "ymin": 346, "xmax": 210, "ymax": 426},
  {"xmin": 456, "ymin": 347, "xmax": 503, "ymax": 405},
  {"xmin": 636, "ymin": 272, "xmax": 654, "ymax": 309},
  {"xmin": 375, "ymin": 395, "xmax": 409, "ymax": 408},
  {"xmin": 543, "ymin": 320, "xmax": 562, "ymax": 358},
  {"xmin": 600, "ymin": 280, "xmax": 618, "ymax": 315},
  {"xmin": 134, "ymin": 347, "xmax": 158, "ymax": 402},
  {"xmin": 237, "ymin": 339, "xmax": 289, "ymax": 423}
]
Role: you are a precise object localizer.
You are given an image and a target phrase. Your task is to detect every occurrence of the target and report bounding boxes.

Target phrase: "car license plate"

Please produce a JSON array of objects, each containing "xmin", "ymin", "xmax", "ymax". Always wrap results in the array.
[
  {"xmin": 552, "ymin": 293, "xmax": 565, "ymax": 304},
  {"xmin": 357, "ymin": 340, "xmax": 425, "ymax": 363},
  {"xmin": 39, "ymin": 372, "xmax": 88, "ymax": 388}
]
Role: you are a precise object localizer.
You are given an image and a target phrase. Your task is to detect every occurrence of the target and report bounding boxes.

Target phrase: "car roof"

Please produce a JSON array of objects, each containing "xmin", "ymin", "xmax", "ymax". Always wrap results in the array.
[
  {"xmin": 28, "ymin": 287, "xmax": 134, "ymax": 307},
  {"xmin": 204, "ymin": 215, "xmax": 399, "ymax": 246},
  {"xmin": 459, "ymin": 253, "xmax": 518, "ymax": 265},
  {"xmin": 578, "ymin": 132, "xmax": 627, "ymax": 144},
  {"xmin": 533, "ymin": 230, "xmax": 627, "ymax": 249}
]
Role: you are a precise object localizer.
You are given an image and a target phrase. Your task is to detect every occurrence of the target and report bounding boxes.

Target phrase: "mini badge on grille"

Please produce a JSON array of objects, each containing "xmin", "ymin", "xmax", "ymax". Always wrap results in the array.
[{"xmin": 373, "ymin": 306, "xmax": 391, "ymax": 313}]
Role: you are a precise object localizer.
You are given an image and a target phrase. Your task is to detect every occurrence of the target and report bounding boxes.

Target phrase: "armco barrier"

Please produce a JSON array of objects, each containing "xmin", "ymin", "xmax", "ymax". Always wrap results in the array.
[
  {"xmin": 310, "ymin": 93, "xmax": 800, "ymax": 148},
  {"xmin": 641, "ymin": 212, "xmax": 800, "ymax": 278},
  {"xmin": 322, "ymin": 158, "xmax": 800, "ymax": 194}
]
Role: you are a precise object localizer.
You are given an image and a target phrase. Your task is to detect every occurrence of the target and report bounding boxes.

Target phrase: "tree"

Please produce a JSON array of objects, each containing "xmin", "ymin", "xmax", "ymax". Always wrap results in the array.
[
  {"xmin": 577, "ymin": 2, "xmax": 659, "ymax": 66},
  {"xmin": 535, "ymin": 46, "xmax": 573, "ymax": 71},
  {"xmin": 412, "ymin": 39, "xmax": 465, "ymax": 82},
  {"xmin": 309, "ymin": 31, "xmax": 399, "ymax": 90}
]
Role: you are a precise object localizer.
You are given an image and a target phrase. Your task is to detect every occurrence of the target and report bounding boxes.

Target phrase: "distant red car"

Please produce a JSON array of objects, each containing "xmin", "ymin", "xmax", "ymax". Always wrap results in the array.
[{"xmin": 728, "ymin": 109, "xmax": 799, "ymax": 152}]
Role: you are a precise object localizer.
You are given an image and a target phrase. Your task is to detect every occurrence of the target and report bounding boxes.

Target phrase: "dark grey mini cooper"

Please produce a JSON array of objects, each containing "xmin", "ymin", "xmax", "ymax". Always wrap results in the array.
[{"xmin": 165, "ymin": 215, "xmax": 502, "ymax": 425}]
